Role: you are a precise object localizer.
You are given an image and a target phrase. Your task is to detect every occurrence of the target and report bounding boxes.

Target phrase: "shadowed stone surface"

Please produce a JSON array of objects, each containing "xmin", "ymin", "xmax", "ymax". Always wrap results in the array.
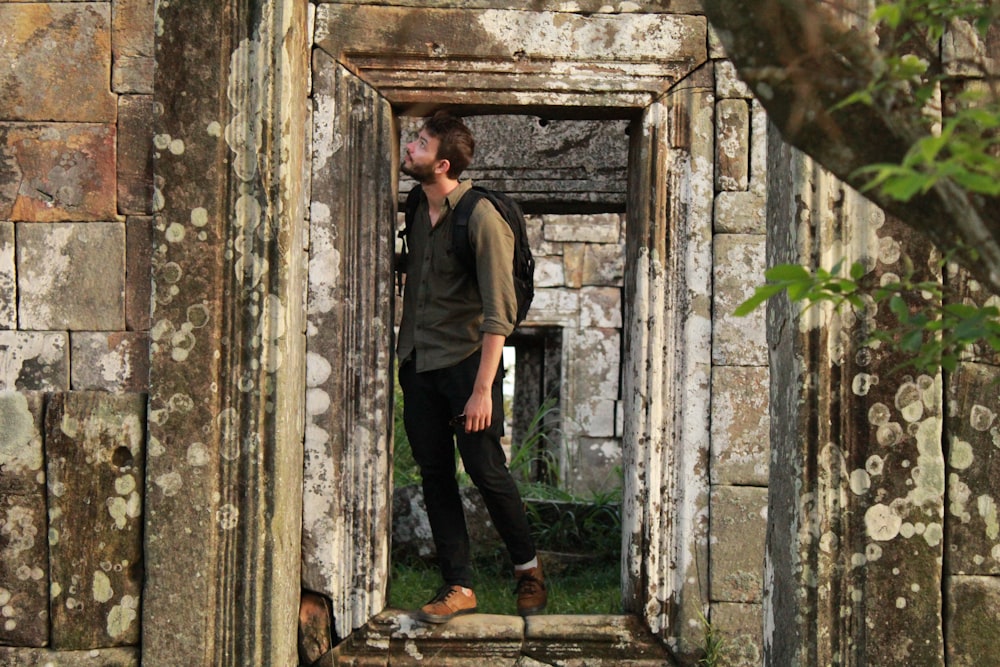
[
  {"xmin": 716, "ymin": 99, "xmax": 749, "ymax": 191},
  {"xmin": 710, "ymin": 485, "xmax": 766, "ymax": 603},
  {"xmin": 0, "ymin": 222, "xmax": 13, "ymax": 328},
  {"xmin": 124, "ymin": 216, "xmax": 152, "ymax": 331},
  {"xmin": 0, "ymin": 332, "xmax": 68, "ymax": 391},
  {"xmin": 946, "ymin": 575, "xmax": 1000, "ymax": 667},
  {"xmin": 17, "ymin": 223, "xmax": 125, "ymax": 331},
  {"xmin": 0, "ymin": 647, "xmax": 139, "ymax": 666},
  {"xmin": 117, "ymin": 97, "xmax": 154, "ymax": 215},
  {"xmin": 0, "ymin": 3, "xmax": 116, "ymax": 122},
  {"xmin": 0, "ymin": 391, "xmax": 48, "ymax": 647},
  {"xmin": 709, "ymin": 602, "xmax": 763, "ymax": 667},
  {"xmin": 46, "ymin": 392, "xmax": 145, "ymax": 649},
  {"xmin": 0, "ymin": 124, "xmax": 118, "ymax": 222}
]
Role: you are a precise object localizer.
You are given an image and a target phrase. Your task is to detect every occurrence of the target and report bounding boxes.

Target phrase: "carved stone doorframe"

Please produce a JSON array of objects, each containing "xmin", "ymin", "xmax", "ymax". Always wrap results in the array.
[{"xmin": 147, "ymin": 1, "xmax": 714, "ymax": 664}]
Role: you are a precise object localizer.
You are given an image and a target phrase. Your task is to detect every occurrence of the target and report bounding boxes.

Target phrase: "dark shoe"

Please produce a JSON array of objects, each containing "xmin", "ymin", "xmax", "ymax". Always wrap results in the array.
[
  {"xmin": 515, "ymin": 564, "xmax": 547, "ymax": 616},
  {"xmin": 417, "ymin": 585, "xmax": 478, "ymax": 624}
]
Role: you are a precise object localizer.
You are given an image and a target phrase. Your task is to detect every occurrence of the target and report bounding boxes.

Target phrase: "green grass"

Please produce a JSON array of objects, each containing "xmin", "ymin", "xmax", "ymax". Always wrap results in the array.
[{"xmin": 388, "ymin": 557, "xmax": 623, "ymax": 615}]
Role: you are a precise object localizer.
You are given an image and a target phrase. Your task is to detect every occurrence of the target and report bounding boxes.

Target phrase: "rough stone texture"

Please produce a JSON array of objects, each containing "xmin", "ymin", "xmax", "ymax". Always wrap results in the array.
[
  {"xmin": 0, "ymin": 222, "xmax": 14, "ymax": 329},
  {"xmin": 523, "ymin": 614, "xmax": 672, "ymax": 665},
  {"xmin": 711, "ymin": 366, "xmax": 769, "ymax": 486},
  {"xmin": 0, "ymin": 647, "xmax": 139, "ymax": 667},
  {"xmin": 545, "ymin": 214, "xmax": 620, "ymax": 244},
  {"xmin": 124, "ymin": 216, "xmax": 152, "ymax": 331},
  {"xmin": 117, "ymin": 96, "xmax": 154, "ymax": 215},
  {"xmin": 715, "ymin": 60, "xmax": 752, "ymax": 99},
  {"xmin": 943, "ymin": 18, "xmax": 1000, "ymax": 78},
  {"xmin": 711, "ymin": 234, "xmax": 767, "ymax": 366},
  {"xmin": 709, "ymin": 602, "xmax": 763, "ymax": 667},
  {"xmin": 392, "ymin": 485, "xmax": 502, "ymax": 563},
  {"xmin": 716, "ymin": 99, "xmax": 749, "ymax": 191},
  {"xmin": 946, "ymin": 575, "xmax": 1000, "ymax": 667},
  {"xmin": 70, "ymin": 332, "xmax": 150, "ymax": 392},
  {"xmin": 0, "ymin": 124, "xmax": 118, "ymax": 222},
  {"xmin": 0, "ymin": 3, "xmax": 116, "ymax": 122},
  {"xmin": 710, "ymin": 485, "xmax": 766, "ymax": 603},
  {"xmin": 0, "ymin": 391, "xmax": 48, "ymax": 647},
  {"xmin": 0, "ymin": 332, "xmax": 69, "ymax": 391},
  {"xmin": 946, "ymin": 362, "xmax": 1000, "ymax": 575},
  {"xmin": 579, "ymin": 288, "xmax": 622, "ymax": 329},
  {"xmin": 17, "ymin": 223, "xmax": 125, "ymax": 331},
  {"xmin": 112, "ymin": 0, "xmax": 154, "ymax": 94},
  {"xmin": 46, "ymin": 392, "xmax": 145, "ymax": 649},
  {"xmin": 713, "ymin": 190, "xmax": 765, "ymax": 233},
  {"xmin": 581, "ymin": 243, "xmax": 625, "ymax": 287}
]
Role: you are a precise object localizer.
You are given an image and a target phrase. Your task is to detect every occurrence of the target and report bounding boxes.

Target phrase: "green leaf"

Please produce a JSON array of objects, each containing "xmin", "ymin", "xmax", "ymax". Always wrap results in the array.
[{"xmin": 849, "ymin": 262, "xmax": 866, "ymax": 280}]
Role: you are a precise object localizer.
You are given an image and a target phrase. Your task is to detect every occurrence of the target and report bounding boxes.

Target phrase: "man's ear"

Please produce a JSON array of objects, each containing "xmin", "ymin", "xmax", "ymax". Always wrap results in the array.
[{"xmin": 434, "ymin": 158, "xmax": 451, "ymax": 176}]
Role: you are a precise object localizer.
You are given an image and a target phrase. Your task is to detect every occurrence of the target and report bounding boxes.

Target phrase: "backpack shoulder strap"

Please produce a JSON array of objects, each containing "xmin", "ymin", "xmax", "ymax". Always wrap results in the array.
[{"xmin": 451, "ymin": 187, "xmax": 486, "ymax": 275}]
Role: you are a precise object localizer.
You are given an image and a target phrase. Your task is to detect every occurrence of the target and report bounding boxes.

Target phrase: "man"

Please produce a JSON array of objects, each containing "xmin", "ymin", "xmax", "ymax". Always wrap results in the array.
[{"xmin": 396, "ymin": 111, "xmax": 546, "ymax": 623}]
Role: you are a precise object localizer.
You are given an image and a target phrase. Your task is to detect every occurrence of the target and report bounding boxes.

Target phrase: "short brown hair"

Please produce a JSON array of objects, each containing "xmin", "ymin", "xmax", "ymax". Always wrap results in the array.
[{"xmin": 422, "ymin": 111, "xmax": 475, "ymax": 179}]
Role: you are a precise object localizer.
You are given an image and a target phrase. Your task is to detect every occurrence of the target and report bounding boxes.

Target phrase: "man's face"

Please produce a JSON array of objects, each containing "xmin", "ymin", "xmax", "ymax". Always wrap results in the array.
[{"xmin": 401, "ymin": 128, "xmax": 443, "ymax": 183}]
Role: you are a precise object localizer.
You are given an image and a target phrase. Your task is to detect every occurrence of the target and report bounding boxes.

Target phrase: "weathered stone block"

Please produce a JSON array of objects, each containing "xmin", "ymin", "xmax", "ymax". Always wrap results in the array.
[
  {"xmin": 0, "ymin": 221, "xmax": 14, "ymax": 329},
  {"xmin": 947, "ymin": 362, "xmax": 1000, "ymax": 574},
  {"xmin": 716, "ymin": 99, "xmax": 750, "ymax": 192},
  {"xmin": 944, "ymin": 19, "xmax": 1000, "ymax": 78},
  {"xmin": 562, "ymin": 243, "xmax": 585, "ymax": 289},
  {"xmin": 568, "ymin": 437, "xmax": 622, "ymax": 495},
  {"xmin": 525, "ymin": 288, "xmax": 578, "ymax": 327},
  {"xmin": 946, "ymin": 575, "xmax": 1000, "ymax": 667},
  {"xmin": 112, "ymin": 0, "xmax": 154, "ymax": 94},
  {"xmin": 125, "ymin": 216, "xmax": 152, "ymax": 331},
  {"xmin": 0, "ymin": 647, "xmax": 139, "ymax": 666},
  {"xmin": 0, "ymin": 391, "xmax": 48, "ymax": 647},
  {"xmin": 70, "ymin": 332, "xmax": 150, "ymax": 392},
  {"xmin": 711, "ymin": 366, "xmax": 769, "ymax": 486},
  {"xmin": 579, "ymin": 287, "xmax": 622, "ymax": 329},
  {"xmin": 712, "ymin": 234, "xmax": 767, "ymax": 366},
  {"xmin": 709, "ymin": 602, "xmax": 763, "ymax": 667},
  {"xmin": 534, "ymin": 254, "xmax": 565, "ymax": 288},
  {"xmin": 749, "ymin": 99, "xmax": 768, "ymax": 194},
  {"xmin": 0, "ymin": 4, "xmax": 116, "ymax": 122},
  {"xmin": 710, "ymin": 485, "xmax": 766, "ymax": 602},
  {"xmin": 544, "ymin": 213, "xmax": 620, "ymax": 244},
  {"xmin": 46, "ymin": 392, "xmax": 145, "ymax": 649},
  {"xmin": 572, "ymin": 398, "xmax": 616, "ymax": 439},
  {"xmin": 714, "ymin": 191, "xmax": 765, "ymax": 233},
  {"xmin": 117, "ymin": 97, "xmax": 154, "ymax": 215},
  {"xmin": 17, "ymin": 222, "xmax": 125, "ymax": 331},
  {"xmin": 581, "ymin": 243, "xmax": 625, "ymax": 286},
  {"xmin": 0, "ymin": 124, "xmax": 118, "ymax": 222},
  {"xmin": 715, "ymin": 60, "xmax": 752, "ymax": 99},
  {"xmin": 0, "ymin": 332, "xmax": 68, "ymax": 391},
  {"xmin": 567, "ymin": 327, "xmax": 619, "ymax": 400},
  {"xmin": 523, "ymin": 614, "xmax": 671, "ymax": 665}
]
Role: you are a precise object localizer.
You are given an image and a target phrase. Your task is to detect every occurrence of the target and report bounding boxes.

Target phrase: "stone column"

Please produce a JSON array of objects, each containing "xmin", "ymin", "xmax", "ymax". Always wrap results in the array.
[
  {"xmin": 622, "ymin": 65, "xmax": 714, "ymax": 663},
  {"xmin": 144, "ymin": 0, "xmax": 308, "ymax": 665},
  {"xmin": 764, "ymin": 126, "xmax": 945, "ymax": 665}
]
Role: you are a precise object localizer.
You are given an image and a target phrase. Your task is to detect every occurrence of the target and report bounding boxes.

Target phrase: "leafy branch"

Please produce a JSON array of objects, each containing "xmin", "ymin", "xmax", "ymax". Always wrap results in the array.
[{"xmin": 736, "ymin": 258, "xmax": 1000, "ymax": 373}]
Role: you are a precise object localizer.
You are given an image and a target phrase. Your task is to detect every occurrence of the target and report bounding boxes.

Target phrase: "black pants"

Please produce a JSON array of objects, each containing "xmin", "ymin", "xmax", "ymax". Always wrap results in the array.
[{"xmin": 399, "ymin": 351, "xmax": 536, "ymax": 587}]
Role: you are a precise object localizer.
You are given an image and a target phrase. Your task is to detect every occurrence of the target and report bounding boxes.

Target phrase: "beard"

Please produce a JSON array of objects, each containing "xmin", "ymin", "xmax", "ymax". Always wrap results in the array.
[{"xmin": 401, "ymin": 158, "xmax": 436, "ymax": 184}]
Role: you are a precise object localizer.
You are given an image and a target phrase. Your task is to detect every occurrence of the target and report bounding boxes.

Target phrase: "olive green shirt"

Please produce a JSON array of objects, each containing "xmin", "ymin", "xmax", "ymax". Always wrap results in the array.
[{"xmin": 397, "ymin": 180, "xmax": 517, "ymax": 373}]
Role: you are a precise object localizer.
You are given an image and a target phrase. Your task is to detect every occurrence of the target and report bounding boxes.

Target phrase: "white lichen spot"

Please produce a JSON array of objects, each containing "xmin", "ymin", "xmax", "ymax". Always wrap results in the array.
[
  {"xmin": 168, "ymin": 138, "xmax": 185, "ymax": 155},
  {"xmin": 217, "ymin": 503, "xmax": 239, "ymax": 530},
  {"xmin": 868, "ymin": 403, "xmax": 891, "ymax": 426},
  {"xmin": 865, "ymin": 503, "xmax": 902, "ymax": 541},
  {"xmin": 106, "ymin": 497, "xmax": 128, "ymax": 530},
  {"xmin": 165, "ymin": 223, "xmax": 186, "ymax": 243},
  {"xmin": 852, "ymin": 373, "xmax": 876, "ymax": 396},
  {"xmin": 866, "ymin": 543, "xmax": 883, "ymax": 561},
  {"xmin": 900, "ymin": 522, "xmax": 916, "ymax": 538},
  {"xmin": 153, "ymin": 134, "xmax": 172, "ymax": 150},
  {"xmin": 186, "ymin": 442, "xmax": 210, "ymax": 467},
  {"xmin": 306, "ymin": 352, "xmax": 333, "ymax": 387},
  {"xmin": 896, "ymin": 597, "xmax": 907, "ymax": 609},
  {"xmin": 107, "ymin": 595, "xmax": 138, "ymax": 638},
  {"xmin": 922, "ymin": 522, "xmax": 943, "ymax": 547},
  {"xmin": 851, "ymin": 553, "xmax": 867, "ymax": 568},
  {"xmin": 970, "ymin": 404, "xmax": 996, "ymax": 432},
  {"xmin": 850, "ymin": 469, "xmax": 871, "ymax": 495},
  {"xmin": 866, "ymin": 455, "xmax": 885, "ymax": 476},
  {"xmin": 191, "ymin": 207, "xmax": 209, "ymax": 228},
  {"xmin": 876, "ymin": 422, "xmax": 904, "ymax": 447},
  {"xmin": 92, "ymin": 571, "xmax": 113, "ymax": 603},
  {"xmin": 114, "ymin": 475, "xmax": 136, "ymax": 496},
  {"xmin": 306, "ymin": 388, "xmax": 331, "ymax": 416},
  {"xmin": 207, "ymin": 121, "xmax": 222, "ymax": 137},
  {"xmin": 895, "ymin": 382, "xmax": 924, "ymax": 423},
  {"xmin": 154, "ymin": 471, "xmax": 183, "ymax": 497},
  {"xmin": 978, "ymin": 495, "xmax": 999, "ymax": 540},
  {"xmin": 949, "ymin": 438, "xmax": 974, "ymax": 470}
]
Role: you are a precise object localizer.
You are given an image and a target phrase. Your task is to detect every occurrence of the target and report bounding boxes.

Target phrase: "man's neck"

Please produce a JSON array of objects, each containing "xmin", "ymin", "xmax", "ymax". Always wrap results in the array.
[{"xmin": 422, "ymin": 177, "xmax": 460, "ymax": 225}]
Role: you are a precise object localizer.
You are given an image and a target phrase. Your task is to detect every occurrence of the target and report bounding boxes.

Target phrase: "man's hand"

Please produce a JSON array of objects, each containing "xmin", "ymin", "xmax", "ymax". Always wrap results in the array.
[
  {"xmin": 461, "ymin": 332, "xmax": 506, "ymax": 433},
  {"xmin": 462, "ymin": 388, "xmax": 493, "ymax": 433}
]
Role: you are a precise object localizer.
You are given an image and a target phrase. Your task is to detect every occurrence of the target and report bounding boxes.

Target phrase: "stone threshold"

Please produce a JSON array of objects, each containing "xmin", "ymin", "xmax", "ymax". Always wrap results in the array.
[{"xmin": 319, "ymin": 609, "xmax": 675, "ymax": 666}]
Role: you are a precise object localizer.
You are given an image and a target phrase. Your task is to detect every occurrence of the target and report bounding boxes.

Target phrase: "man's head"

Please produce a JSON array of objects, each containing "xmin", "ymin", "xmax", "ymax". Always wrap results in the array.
[{"xmin": 401, "ymin": 111, "xmax": 475, "ymax": 183}]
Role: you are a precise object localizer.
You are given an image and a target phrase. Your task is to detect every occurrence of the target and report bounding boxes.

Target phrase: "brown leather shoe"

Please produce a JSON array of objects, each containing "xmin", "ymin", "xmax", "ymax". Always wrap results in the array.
[
  {"xmin": 515, "ymin": 564, "xmax": 547, "ymax": 616},
  {"xmin": 417, "ymin": 585, "xmax": 478, "ymax": 624}
]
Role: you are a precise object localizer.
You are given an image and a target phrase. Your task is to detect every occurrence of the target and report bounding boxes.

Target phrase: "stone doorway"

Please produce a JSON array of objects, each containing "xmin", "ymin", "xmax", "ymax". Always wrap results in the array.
[{"xmin": 302, "ymin": 4, "xmax": 714, "ymax": 659}]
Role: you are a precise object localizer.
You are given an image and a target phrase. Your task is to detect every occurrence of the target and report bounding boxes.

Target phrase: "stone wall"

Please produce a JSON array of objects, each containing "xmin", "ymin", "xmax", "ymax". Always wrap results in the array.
[{"xmin": 1, "ymin": 1, "xmax": 152, "ymax": 664}]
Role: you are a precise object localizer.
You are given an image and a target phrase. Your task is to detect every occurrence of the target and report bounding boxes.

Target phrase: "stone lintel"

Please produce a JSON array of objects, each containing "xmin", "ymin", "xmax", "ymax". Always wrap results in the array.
[{"xmin": 0, "ymin": 647, "xmax": 139, "ymax": 667}]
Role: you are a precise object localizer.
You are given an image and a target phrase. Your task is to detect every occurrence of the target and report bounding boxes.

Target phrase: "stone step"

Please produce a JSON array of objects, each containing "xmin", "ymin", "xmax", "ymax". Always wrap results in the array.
[{"xmin": 320, "ymin": 610, "xmax": 674, "ymax": 666}]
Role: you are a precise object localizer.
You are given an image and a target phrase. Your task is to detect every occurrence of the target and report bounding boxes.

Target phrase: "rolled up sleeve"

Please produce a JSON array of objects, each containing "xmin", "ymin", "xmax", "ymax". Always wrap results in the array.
[{"xmin": 469, "ymin": 199, "xmax": 517, "ymax": 337}]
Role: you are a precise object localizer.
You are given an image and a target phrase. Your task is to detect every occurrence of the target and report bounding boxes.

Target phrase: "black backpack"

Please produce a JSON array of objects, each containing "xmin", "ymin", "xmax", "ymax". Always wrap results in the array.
[{"xmin": 399, "ymin": 185, "xmax": 535, "ymax": 328}]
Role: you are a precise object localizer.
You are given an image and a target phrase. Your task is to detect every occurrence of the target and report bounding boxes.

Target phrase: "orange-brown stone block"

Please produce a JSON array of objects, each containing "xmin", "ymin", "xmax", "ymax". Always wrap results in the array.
[
  {"xmin": 0, "ymin": 3, "xmax": 116, "ymax": 122},
  {"xmin": 0, "ymin": 124, "xmax": 118, "ymax": 222}
]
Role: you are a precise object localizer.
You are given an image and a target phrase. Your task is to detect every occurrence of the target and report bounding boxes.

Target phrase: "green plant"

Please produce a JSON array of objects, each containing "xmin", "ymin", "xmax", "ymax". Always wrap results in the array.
[
  {"xmin": 697, "ymin": 610, "xmax": 725, "ymax": 667},
  {"xmin": 736, "ymin": 257, "xmax": 1000, "ymax": 374}
]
